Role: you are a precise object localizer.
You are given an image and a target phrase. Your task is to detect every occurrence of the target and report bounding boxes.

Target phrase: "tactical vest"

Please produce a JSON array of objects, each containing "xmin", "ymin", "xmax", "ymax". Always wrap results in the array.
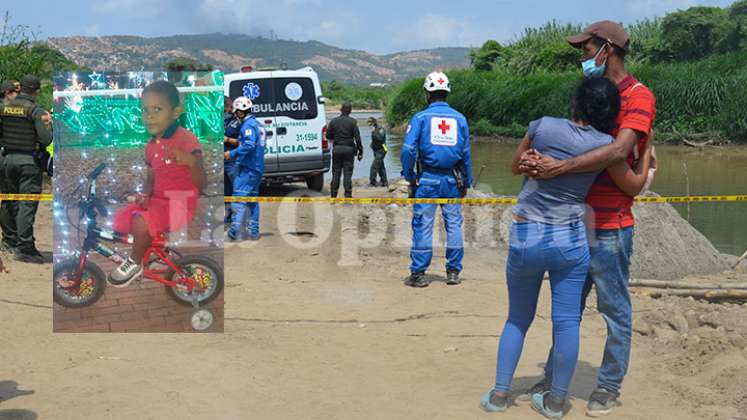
[{"xmin": 0, "ymin": 96, "xmax": 38, "ymax": 152}]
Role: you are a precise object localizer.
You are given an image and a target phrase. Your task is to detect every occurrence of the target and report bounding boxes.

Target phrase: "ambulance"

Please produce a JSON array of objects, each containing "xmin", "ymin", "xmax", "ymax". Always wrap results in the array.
[{"xmin": 224, "ymin": 66, "xmax": 330, "ymax": 191}]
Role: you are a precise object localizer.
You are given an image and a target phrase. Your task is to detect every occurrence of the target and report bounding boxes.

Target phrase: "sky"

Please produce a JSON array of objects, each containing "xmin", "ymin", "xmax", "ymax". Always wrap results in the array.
[{"xmin": 3, "ymin": 0, "xmax": 736, "ymax": 54}]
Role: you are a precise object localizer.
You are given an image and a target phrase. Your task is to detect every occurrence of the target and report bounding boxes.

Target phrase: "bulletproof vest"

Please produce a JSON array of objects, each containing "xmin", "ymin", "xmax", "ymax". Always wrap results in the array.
[{"xmin": 0, "ymin": 95, "xmax": 38, "ymax": 152}]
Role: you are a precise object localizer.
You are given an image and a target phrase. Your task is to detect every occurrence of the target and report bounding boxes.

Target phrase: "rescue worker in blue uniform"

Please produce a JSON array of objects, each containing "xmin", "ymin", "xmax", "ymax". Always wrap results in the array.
[
  {"xmin": 224, "ymin": 96, "xmax": 265, "ymax": 241},
  {"xmin": 223, "ymin": 96, "xmax": 242, "ymax": 224},
  {"xmin": 400, "ymin": 72, "xmax": 473, "ymax": 288}
]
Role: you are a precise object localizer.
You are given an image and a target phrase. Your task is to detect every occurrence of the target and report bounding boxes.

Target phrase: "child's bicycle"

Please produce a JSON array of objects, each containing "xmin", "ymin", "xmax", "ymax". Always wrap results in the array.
[{"xmin": 53, "ymin": 163, "xmax": 223, "ymax": 331}]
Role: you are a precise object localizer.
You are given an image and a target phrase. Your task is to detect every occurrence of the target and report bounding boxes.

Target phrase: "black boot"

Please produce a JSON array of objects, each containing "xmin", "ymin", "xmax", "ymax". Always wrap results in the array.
[
  {"xmin": 405, "ymin": 271, "xmax": 428, "ymax": 288},
  {"xmin": 14, "ymin": 247, "xmax": 44, "ymax": 264},
  {"xmin": 446, "ymin": 269, "xmax": 461, "ymax": 285}
]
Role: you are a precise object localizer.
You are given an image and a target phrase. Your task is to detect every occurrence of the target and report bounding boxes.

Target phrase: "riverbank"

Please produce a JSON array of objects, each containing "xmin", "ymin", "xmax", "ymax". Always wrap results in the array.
[{"xmin": 0, "ymin": 182, "xmax": 745, "ymax": 418}]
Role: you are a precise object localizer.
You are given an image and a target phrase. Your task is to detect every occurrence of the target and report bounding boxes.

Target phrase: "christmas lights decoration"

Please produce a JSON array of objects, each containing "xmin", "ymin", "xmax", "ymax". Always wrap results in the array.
[{"xmin": 52, "ymin": 71, "xmax": 225, "ymax": 266}]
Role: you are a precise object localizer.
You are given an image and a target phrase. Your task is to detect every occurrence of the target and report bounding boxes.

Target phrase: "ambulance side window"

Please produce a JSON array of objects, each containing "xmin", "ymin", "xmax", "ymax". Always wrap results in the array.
[{"xmin": 272, "ymin": 77, "xmax": 318, "ymax": 120}]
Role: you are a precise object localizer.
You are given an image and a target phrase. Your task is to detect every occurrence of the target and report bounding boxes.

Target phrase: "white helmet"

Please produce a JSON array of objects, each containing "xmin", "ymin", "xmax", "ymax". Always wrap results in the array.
[
  {"xmin": 423, "ymin": 72, "xmax": 451, "ymax": 92},
  {"xmin": 232, "ymin": 96, "xmax": 253, "ymax": 112}
]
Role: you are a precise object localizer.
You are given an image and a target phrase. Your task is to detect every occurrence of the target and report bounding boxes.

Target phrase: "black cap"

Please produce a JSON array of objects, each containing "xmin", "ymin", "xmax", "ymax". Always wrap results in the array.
[
  {"xmin": 20, "ymin": 75, "xmax": 41, "ymax": 91},
  {"xmin": 1, "ymin": 80, "xmax": 20, "ymax": 93}
]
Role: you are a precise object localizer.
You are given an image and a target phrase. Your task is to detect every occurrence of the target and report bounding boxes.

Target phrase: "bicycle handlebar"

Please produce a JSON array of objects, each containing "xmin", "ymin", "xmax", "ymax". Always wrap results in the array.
[{"xmin": 88, "ymin": 163, "xmax": 106, "ymax": 180}]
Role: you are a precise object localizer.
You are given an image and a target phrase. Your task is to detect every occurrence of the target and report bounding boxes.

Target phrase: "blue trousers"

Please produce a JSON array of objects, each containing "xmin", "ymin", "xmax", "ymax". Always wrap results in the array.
[
  {"xmin": 409, "ymin": 173, "xmax": 464, "ymax": 274},
  {"xmin": 230, "ymin": 169, "xmax": 261, "ymax": 237},
  {"xmin": 224, "ymin": 162, "xmax": 235, "ymax": 223},
  {"xmin": 543, "ymin": 227, "xmax": 634, "ymax": 395},
  {"xmin": 494, "ymin": 221, "xmax": 590, "ymax": 401}
]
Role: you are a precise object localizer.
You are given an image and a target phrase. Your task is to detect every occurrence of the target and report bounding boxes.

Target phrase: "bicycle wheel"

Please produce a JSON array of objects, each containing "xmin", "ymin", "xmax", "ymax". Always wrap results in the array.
[
  {"xmin": 165, "ymin": 255, "xmax": 223, "ymax": 307},
  {"xmin": 53, "ymin": 259, "xmax": 107, "ymax": 308}
]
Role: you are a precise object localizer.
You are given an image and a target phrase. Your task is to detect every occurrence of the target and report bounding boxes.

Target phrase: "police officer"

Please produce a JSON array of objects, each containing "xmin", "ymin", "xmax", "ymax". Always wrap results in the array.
[
  {"xmin": 2, "ymin": 80, "xmax": 20, "ymax": 105},
  {"xmin": 368, "ymin": 117, "xmax": 388, "ymax": 187},
  {"xmin": 326, "ymin": 102, "xmax": 363, "ymax": 198},
  {"xmin": 225, "ymin": 96, "xmax": 265, "ymax": 241},
  {"xmin": 400, "ymin": 72, "xmax": 473, "ymax": 287},
  {"xmin": 224, "ymin": 96, "xmax": 242, "ymax": 224},
  {"xmin": 0, "ymin": 75, "xmax": 52, "ymax": 263}
]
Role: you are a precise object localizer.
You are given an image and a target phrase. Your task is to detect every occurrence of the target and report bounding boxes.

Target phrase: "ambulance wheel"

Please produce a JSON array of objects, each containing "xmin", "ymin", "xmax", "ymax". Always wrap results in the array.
[{"xmin": 306, "ymin": 173, "xmax": 324, "ymax": 192}]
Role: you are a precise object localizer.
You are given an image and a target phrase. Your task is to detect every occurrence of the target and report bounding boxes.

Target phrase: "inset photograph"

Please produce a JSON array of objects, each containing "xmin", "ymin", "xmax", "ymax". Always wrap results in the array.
[{"xmin": 52, "ymin": 71, "xmax": 224, "ymax": 332}]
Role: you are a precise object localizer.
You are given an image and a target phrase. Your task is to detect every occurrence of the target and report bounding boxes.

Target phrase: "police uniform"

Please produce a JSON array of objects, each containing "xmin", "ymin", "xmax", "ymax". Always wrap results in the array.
[
  {"xmin": 326, "ymin": 114, "xmax": 363, "ymax": 198},
  {"xmin": 2, "ymin": 80, "xmax": 20, "ymax": 105},
  {"xmin": 0, "ymin": 76, "xmax": 52, "ymax": 262},
  {"xmin": 369, "ymin": 124, "xmax": 388, "ymax": 186},
  {"xmin": 228, "ymin": 114, "xmax": 265, "ymax": 240},
  {"xmin": 224, "ymin": 113, "xmax": 242, "ymax": 223},
  {"xmin": 401, "ymin": 101, "xmax": 473, "ymax": 280}
]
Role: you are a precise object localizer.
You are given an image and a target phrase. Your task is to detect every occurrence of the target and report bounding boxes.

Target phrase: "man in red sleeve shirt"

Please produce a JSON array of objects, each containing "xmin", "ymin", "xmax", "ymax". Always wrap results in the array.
[{"xmin": 518, "ymin": 21, "xmax": 656, "ymax": 417}]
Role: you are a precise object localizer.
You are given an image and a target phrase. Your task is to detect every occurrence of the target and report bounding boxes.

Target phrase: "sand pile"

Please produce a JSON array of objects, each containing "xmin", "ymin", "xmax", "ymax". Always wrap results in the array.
[{"xmin": 351, "ymin": 180, "xmax": 733, "ymax": 281}]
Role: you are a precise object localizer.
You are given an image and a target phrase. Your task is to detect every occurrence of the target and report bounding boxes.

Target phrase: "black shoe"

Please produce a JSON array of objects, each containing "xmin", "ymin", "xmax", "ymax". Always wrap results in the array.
[
  {"xmin": 14, "ymin": 248, "xmax": 44, "ymax": 264},
  {"xmin": 586, "ymin": 388, "xmax": 621, "ymax": 417},
  {"xmin": 405, "ymin": 272, "xmax": 429, "ymax": 288},
  {"xmin": 446, "ymin": 269, "xmax": 461, "ymax": 285},
  {"xmin": 517, "ymin": 377, "xmax": 552, "ymax": 402}
]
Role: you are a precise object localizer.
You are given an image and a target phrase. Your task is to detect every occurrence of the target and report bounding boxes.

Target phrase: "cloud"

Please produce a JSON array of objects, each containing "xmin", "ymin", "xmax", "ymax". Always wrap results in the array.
[
  {"xmin": 195, "ymin": 0, "xmax": 355, "ymax": 42},
  {"xmin": 389, "ymin": 14, "xmax": 511, "ymax": 50}
]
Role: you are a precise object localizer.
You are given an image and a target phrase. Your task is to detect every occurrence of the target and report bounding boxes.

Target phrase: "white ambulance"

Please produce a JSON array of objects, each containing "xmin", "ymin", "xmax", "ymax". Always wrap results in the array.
[{"xmin": 224, "ymin": 66, "xmax": 330, "ymax": 191}]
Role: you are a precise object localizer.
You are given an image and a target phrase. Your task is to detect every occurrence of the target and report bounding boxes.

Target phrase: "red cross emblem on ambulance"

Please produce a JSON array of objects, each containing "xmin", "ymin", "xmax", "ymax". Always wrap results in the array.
[{"xmin": 430, "ymin": 117, "xmax": 458, "ymax": 146}]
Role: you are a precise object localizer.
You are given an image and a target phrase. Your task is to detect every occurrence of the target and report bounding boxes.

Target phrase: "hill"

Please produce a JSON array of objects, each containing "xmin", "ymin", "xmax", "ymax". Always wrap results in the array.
[{"xmin": 46, "ymin": 34, "xmax": 470, "ymax": 85}]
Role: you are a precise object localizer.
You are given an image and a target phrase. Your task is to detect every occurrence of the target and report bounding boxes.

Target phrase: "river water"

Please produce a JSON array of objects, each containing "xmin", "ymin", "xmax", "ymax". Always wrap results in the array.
[{"xmin": 333, "ymin": 112, "xmax": 747, "ymax": 256}]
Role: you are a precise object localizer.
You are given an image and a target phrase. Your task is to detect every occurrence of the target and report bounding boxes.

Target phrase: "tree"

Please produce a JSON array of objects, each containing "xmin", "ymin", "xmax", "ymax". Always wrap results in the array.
[
  {"xmin": 470, "ymin": 40, "xmax": 503, "ymax": 71},
  {"xmin": 661, "ymin": 6, "xmax": 740, "ymax": 61},
  {"xmin": 164, "ymin": 57, "xmax": 214, "ymax": 72},
  {"xmin": 0, "ymin": 12, "xmax": 45, "ymax": 83}
]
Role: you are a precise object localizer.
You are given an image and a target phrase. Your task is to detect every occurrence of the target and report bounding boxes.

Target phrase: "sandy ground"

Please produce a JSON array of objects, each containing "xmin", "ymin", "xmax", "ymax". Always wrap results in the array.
[{"xmin": 0, "ymin": 182, "xmax": 746, "ymax": 419}]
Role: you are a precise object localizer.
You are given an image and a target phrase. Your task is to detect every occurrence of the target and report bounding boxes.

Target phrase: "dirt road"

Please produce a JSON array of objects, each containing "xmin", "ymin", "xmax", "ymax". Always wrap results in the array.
[{"xmin": 1, "ymin": 184, "xmax": 746, "ymax": 419}]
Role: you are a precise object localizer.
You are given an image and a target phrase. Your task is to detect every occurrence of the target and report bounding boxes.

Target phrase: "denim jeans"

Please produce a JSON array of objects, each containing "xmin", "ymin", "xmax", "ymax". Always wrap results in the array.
[
  {"xmin": 543, "ymin": 226, "xmax": 634, "ymax": 395},
  {"xmin": 494, "ymin": 220, "xmax": 590, "ymax": 401}
]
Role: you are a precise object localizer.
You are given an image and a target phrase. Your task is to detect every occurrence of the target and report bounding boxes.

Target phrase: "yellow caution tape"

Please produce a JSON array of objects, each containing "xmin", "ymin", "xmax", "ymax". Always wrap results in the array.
[
  {"xmin": 3, "ymin": 194, "xmax": 746, "ymax": 204},
  {"xmin": 225, "ymin": 195, "xmax": 747, "ymax": 205},
  {"xmin": 0, "ymin": 194, "xmax": 54, "ymax": 201}
]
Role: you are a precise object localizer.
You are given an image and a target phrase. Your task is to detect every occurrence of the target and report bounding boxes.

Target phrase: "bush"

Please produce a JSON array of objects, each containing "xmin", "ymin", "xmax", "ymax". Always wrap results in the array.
[
  {"xmin": 470, "ymin": 40, "xmax": 503, "ymax": 71},
  {"xmin": 534, "ymin": 40, "xmax": 579, "ymax": 73},
  {"xmin": 322, "ymin": 81, "xmax": 395, "ymax": 110},
  {"xmin": 387, "ymin": 51, "xmax": 747, "ymax": 142},
  {"xmin": 718, "ymin": 74, "xmax": 747, "ymax": 141},
  {"xmin": 661, "ymin": 7, "xmax": 740, "ymax": 60}
]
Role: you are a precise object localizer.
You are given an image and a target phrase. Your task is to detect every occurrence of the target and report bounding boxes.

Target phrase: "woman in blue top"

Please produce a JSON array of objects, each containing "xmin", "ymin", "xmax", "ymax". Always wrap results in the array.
[{"xmin": 480, "ymin": 77, "xmax": 653, "ymax": 419}]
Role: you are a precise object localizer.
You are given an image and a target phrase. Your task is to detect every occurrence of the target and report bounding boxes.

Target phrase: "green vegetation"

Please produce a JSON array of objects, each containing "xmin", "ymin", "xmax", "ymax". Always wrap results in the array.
[
  {"xmin": 164, "ymin": 57, "xmax": 214, "ymax": 72},
  {"xmin": 387, "ymin": 1, "xmax": 747, "ymax": 142},
  {"xmin": 1, "ymin": 12, "xmax": 82, "ymax": 110},
  {"xmin": 321, "ymin": 81, "xmax": 395, "ymax": 110}
]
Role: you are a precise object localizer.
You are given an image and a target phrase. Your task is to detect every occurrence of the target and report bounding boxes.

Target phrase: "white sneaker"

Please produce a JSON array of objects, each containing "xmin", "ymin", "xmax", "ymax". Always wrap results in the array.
[{"xmin": 109, "ymin": 257, "xmax": 143, "ymax": 287}]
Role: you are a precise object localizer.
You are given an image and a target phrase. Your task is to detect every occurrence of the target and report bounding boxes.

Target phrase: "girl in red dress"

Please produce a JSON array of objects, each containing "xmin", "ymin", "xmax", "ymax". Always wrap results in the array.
[{"xmin": 108, "ymin": 81, "xmax": 207, "ymax": 286}]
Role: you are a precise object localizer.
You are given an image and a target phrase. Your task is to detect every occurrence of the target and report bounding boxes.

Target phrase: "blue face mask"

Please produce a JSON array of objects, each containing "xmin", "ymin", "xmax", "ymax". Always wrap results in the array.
[{"xmin": 582, "ymin": 45, "xmax": 608, "ymax": 78}]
